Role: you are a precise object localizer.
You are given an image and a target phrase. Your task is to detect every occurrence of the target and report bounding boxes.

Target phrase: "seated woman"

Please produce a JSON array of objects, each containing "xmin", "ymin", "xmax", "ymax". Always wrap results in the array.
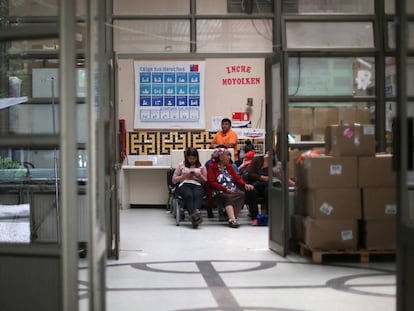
[
  {"xmin": 204, "ymin": 145, "xmax": 238, "ymax": 220},
  {"xmin": 172, "ymin": 147, "xmax": 207, "ymax": 228},
  {"xmin": 207, "ymin": 147, "xmax": 254, "ymax": 228},
  {"xmin": 240, "ymin": 152, "xmax": 282, "ymax": 225}
]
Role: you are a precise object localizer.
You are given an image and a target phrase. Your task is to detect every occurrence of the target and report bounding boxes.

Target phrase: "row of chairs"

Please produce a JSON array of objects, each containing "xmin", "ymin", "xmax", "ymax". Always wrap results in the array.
[{"xmin": 166, "ymin": 168, "xmax": 266, "ymax": 226}]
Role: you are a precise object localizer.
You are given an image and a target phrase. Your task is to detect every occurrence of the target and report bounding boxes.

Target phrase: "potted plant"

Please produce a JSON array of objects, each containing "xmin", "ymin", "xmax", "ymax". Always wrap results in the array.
[{"xmin": 0, "ymin": 157, "xmax": 29, "ymax": 178}]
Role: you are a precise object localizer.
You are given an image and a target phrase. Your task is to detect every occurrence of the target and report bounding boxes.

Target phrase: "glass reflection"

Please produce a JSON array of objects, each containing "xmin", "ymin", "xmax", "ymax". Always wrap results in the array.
[{"xmin": 288, "ymin": 57, "xmax": 375, "ymax": 97}]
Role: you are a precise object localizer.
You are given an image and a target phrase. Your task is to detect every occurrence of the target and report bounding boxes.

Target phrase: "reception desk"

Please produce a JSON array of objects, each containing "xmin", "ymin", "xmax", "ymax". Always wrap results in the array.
[{"xmin": 120, "ymin": 165, "xmax": 170, "ymax": 208}]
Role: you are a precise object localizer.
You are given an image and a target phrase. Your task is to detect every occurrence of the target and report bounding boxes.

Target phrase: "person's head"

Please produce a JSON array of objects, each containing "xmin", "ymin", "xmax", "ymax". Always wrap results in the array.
[
  {"xmin": 214, "ymin": 147, "xmax": 231, "ymax": 165},
  {"xmin": 244, "ymin": 140, "xmax": 255, "ymax": 153},
  {"xmin": 221, "ymin": 118, "xmax": 232, "ymax": 133},
  {"xmin": 184, "ymin": 147, "xmax": 201, "ymax": 168}
]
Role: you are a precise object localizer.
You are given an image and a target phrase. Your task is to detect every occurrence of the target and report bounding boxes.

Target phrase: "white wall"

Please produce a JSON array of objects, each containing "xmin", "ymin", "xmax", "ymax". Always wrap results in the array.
[{"xmin": 117, "ymin": 58, "xmax": 266, "ymax": 131}]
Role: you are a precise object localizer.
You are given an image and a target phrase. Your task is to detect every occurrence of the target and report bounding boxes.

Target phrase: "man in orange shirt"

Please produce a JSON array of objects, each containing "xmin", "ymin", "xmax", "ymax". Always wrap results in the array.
[{"xmin": 210, "ymin": 118, "xmax": 239, "ymax": 162}]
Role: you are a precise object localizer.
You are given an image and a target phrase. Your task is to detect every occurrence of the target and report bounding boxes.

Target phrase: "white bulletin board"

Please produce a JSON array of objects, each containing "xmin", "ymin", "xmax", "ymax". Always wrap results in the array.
[{"xmin": 133, "ymin": 61, "xmax": 205, "ymax": 129}]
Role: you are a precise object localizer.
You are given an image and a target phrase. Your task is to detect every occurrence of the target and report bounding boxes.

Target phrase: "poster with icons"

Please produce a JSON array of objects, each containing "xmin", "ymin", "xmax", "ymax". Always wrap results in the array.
[{"xmin": 134, "ymin": 61, "xmax": 205, "ymax": 129}]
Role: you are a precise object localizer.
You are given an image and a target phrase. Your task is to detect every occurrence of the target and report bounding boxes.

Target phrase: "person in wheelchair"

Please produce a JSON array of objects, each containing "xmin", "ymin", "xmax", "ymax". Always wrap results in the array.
[
  {"xmin": 172, "ymin": 147, "xmax": 207, "ymax": 228},
  {"xmin": 207, "ymin": 147, "xmax": 254, "ymax": 228}
]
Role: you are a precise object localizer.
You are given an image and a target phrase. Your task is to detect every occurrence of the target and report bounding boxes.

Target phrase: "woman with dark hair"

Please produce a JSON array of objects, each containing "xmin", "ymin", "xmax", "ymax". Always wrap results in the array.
[
  {"xmin": 207, "ymin": 148, "xmax": 254, "ymax": 228},
  {"xmin": 172, "ymin": 147, "xmax": 207, "ymax": 228}
]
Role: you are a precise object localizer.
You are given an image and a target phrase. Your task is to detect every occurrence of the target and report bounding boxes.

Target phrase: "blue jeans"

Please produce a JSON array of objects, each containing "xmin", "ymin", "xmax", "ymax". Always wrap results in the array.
[{"xmin": 175, "ymin": 183, "xmax": 204, "ymax": 215}]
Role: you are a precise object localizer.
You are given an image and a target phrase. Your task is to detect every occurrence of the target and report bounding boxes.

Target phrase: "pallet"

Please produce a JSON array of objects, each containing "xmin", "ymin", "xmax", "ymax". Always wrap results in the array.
[{"xmin": 299, "ymin": 243, "xmax": 395, "ymax": 264}]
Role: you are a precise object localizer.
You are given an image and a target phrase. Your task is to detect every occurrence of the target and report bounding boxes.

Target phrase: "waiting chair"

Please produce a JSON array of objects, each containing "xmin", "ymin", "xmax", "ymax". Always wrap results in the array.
[{"xmin": 166, "ymin": 168, "xmax": 211, "ymax": 226}]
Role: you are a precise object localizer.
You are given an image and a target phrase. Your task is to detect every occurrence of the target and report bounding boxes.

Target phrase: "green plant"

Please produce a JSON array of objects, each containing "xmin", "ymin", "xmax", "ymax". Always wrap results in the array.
[{"xmin": 0, "ymin": 157, "xmax": 22, "ymax": 169}]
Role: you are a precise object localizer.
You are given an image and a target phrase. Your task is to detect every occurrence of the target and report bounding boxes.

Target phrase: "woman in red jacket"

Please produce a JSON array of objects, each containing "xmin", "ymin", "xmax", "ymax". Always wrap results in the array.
[{"xmin": 207, "ymin": 148, "xmax": 254, "ymax": 228}]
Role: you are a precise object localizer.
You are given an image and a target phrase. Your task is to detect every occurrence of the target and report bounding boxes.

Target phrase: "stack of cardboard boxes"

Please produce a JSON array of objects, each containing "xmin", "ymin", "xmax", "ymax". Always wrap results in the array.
[
  {"xmin": 359, "ymin": 154, "xmax": 397, "ymax": 249},
  {"xmin": 288, "ymin": 106, "xmax": 371, "ymax": 141},
  {"xmin": 293, "ymin": 123, "xmax": 396, "ymax": 251}
]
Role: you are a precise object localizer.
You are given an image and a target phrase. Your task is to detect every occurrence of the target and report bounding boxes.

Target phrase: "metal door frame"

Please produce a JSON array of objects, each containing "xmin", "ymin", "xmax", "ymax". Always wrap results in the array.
[{"xmin": 395, "ymin": 1, "xmax": 414, "ymax": 310}]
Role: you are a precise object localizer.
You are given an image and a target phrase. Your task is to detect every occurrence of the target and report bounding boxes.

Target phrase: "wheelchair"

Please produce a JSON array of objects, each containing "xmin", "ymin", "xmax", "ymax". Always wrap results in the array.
[{"xmin": 166, "ymin": 168, "xmax": 207, "ymax": 226}]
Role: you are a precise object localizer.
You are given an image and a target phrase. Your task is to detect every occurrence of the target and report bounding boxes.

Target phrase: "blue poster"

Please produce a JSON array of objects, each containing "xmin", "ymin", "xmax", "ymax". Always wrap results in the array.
[{"xmin": 134, "ymin": 61, "xmax": 205, "ymax": 129}]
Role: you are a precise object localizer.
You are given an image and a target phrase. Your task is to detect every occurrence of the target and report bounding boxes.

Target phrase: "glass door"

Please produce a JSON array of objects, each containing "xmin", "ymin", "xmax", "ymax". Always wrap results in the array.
[{"xmin": 267, "ymin": 56, "xmax": 289, "ymax": 256}]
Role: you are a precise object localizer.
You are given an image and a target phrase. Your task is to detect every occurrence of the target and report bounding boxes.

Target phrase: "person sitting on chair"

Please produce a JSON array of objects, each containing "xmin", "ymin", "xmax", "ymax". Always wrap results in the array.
[
  {"xmin": 172, "ymin": 147, "xmax": 207, "ymax": 228},
  {"xmin": 207, "ymin": 147, "xmax": 254, "ymax": 228},
  {"xmin": 240, "ymin": 151, "xmax": 282, "ymax": 225},
  {"xmin": 205, "ymin": 146, "xmax": 239, "ymax": 220}
]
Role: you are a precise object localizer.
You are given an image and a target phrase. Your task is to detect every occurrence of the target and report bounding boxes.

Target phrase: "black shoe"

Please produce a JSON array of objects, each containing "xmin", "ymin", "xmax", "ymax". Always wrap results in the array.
[
  {"xmin": 228, "ymin": 219, "xmax": 240, "ymax": 228},
  {"xmin": 191, "ymin": 210, "xmax": 203, "ymax": 228},
  {"xmin": 207, "ymin": 210, "xmax": 214, "ymax": 218}
]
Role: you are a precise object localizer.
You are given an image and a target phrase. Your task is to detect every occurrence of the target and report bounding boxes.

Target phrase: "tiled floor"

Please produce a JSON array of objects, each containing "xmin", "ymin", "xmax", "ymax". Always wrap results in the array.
[{"xmin": 97, "ymin": 208, "xmax": 396, "ymax": 311}]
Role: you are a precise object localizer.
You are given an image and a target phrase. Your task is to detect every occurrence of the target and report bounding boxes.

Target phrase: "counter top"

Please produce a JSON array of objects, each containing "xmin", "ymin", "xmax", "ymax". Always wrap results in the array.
[{"xmin": 122, "ymin": 165, "xmax": 171, "ymax": 170}]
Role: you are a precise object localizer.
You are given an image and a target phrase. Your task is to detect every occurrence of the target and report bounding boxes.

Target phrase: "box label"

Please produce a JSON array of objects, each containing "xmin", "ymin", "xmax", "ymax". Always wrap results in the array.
[
  {"xmin": 319, "ymin": 202, "xmax": 333, "ymax": 215},
  {"xmin": 330, "ymin": 164, "xmax": 342, "ymax": 175},
  {"xmin": 363, "ymin": 124, "xmax": 375, "ymax": 135},
  {"xmin": 385, "ymin": 204, "xmax": 397, "ymax": 215},
  {"xmin": 341, "ymin": 230, "xmax": 353, "ymax": 241}
]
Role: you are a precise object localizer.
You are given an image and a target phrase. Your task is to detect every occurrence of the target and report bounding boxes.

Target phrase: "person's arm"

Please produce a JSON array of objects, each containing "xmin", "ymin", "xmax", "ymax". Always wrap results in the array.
[
  {"xmin": 194, "ymin": 166, "xmax": 207, "ymax": 184},
  {"xmin": 172, "ymin": 163, "xmax": 183, "ymax": 184},
  {"xmin": 207, "ymin": 164, "xmax": 228, "ymax": 193},
  {"xmin": 228, "ymin": 164, "xmax": 246, "ymax": 187},
  {"xmin": 246, "ymin": 157, "xmax": 262, "ymax": 182},
  {"xmin": 172, "ymin": 162, "xmax": 192, "ymax": 184},
  {"xmin": 229, "ymin": 164, "xmax": 254, "ymax": 191},
  {"xmin": 209, "ymin": 132, "xmax": 219, "ymax": 149}
]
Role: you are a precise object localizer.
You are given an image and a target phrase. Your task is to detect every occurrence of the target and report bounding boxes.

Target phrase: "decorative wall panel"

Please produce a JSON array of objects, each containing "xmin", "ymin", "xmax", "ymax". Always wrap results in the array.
[{"xmin": 127, "ymin": 130, "xmax": 264, "ymax": 156}]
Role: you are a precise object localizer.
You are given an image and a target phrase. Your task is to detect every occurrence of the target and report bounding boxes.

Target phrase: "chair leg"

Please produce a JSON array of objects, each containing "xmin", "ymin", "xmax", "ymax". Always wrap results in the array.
[
  {"xmin": 174, "ymin": 199, "xmax": 180, "ymax": 226},
  {"xmin": 206, "ymin": 205, "xmax": 214, "ymax": 218}
]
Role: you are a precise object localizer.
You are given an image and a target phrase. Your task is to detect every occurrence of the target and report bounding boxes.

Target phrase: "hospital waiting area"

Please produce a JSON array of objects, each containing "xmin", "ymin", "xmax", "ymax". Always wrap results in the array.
[{"xmin": 0, "ymin": 1, "xmax": 413, "ymax": 311}]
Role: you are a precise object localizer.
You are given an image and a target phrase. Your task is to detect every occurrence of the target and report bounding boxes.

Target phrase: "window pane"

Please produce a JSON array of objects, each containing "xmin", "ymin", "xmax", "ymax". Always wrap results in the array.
[
  {"xmin": 385, "ymin": 0, "xmax": 414, "ymax": 14},
  {"xmin": 113, "ymin": 20, "xmax": 190, "ymax": 53},
  {"xmin": 197, "ymin": 19, "xmax": 273, "ymax": 53},
  {"xmin": 388, "ymin": 22, "xmax": 414, "ymax": 49},
  {"xmin": 283, "ymin": 0, "xmax": 374, "ymax": 14},
  {"xmin": 114, "ymin": 0, "xmax": 189, "ymax": 15},
  {"xmin": 8, "ymin": 0, "xmax": 86, "ymax": 17},
  {"xmin": 196, "ymin": 0, "xmax": 230, "ymax": 14},
  {"xmin": 385, "ymin": 57, "xmax": 414, "ymax": 97},
  {"xmin": 9, "ymin": 104, "xmax": 86, "ymax": 138},
  {"xmin": 288, "ymin": 57, "xmax": 375, "ymax": 97},
  {"xmin": 286, "ymin": 22, "xmax": 374, "ymax": 48},
  {"xmin": 8, "ymin": 23, "xmax": 86, "ymax": 52}
]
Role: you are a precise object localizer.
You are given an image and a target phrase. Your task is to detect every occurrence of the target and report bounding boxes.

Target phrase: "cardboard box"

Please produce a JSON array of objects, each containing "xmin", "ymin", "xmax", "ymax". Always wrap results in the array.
[
  {"xmin": 304, "ymin": 217, "xmax": 359, "ymax": 250},
  {"xmin": 362, "ymin": 187, "xmax": 396, "ymax": 219},
  {"xmin": 364, "ymin": 219, "xmax": 396, "ymax": 250},
  {"xmin": 288, "ymin": 149, "xmax": 302, "ymax": 180},
  {"xmin": 300, "ymin": 156, "xmax": 358, "ymax": 189},
  {"xmin": 134, "ymin": 161, "xmax": 153, "ymax": 166},
  {"xmin": 337, "ymin": 107, "xmax": 371, "ymax": 125},
  {"xmin": 325, "ymin": 123, "xmax": 376, "ymax": 156},
  {"xmin": 305, "ymin": 188, "xmax": 361, "ymax": 219},
  {"xmin": 291, "ymin": 214, "xmax": 305, "ymax": 243},
  {"xmin": 358, "ymin": 154, "xmax": 396, "ymax": 187},
  {"xmin": 313, "ymin": 107, "xmax": 339, "ymax": 137},
  {"xmin": 289, "ymin": 108, "xmax": 313, "ymax": 136}
]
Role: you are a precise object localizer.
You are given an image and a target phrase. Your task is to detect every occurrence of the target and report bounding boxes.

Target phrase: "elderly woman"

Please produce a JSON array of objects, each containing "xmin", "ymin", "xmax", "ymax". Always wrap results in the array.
[
  {"xmin": 207, "ymin": 148, "xmax": 254, "ymax": 228},
  {"xmin": 172, "ymin": 147, "xmax": 207, "ymax": 228}
]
